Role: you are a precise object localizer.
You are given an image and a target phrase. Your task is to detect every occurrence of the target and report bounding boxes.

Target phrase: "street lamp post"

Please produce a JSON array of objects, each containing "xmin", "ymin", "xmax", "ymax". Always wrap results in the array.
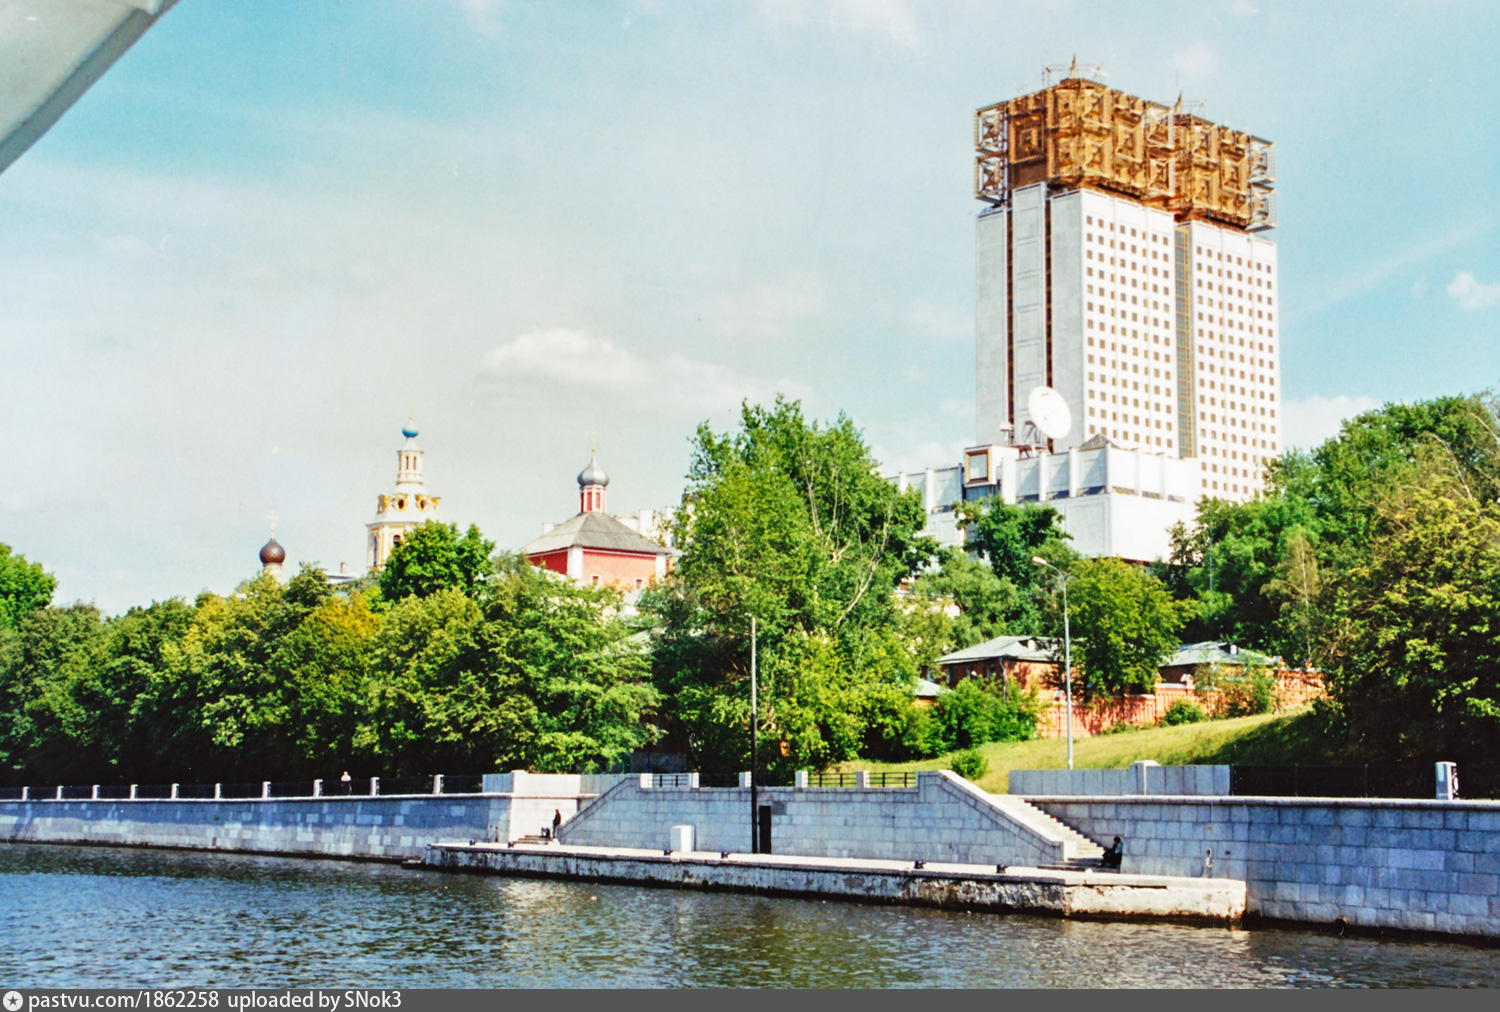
[
  {"xmin": 1032, "ymin": 557, "xmax": 1074, "ymax": 770},
  {"xmin": 749, "ymin": 614, "xmax": 758, "ymax": 854}
]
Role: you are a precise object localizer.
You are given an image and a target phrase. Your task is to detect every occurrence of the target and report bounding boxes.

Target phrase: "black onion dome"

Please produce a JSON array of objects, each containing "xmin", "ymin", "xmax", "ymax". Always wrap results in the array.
[{"xmin": 259, "ymin": 537, "xmax": 286, "ymax": 565}]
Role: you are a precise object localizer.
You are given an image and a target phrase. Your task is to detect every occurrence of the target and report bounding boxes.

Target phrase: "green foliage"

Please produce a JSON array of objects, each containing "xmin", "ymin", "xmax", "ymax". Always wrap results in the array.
[
  {"xmin": 1052, "ymin": 558, "xmax": 1186, "ymax": 700},
  {"xmin": 949, "ymin": 748, "xmax": 988, "ymax": 781},
  {"xmin": 0, "ymin": 535, "xmax": 658, "ymax": 784},
  {"xmin": 1161, "ymin": 699, "xmax": 1207, "ymax": 726},
  {"xmin": 0, "ymin": 544, "xmax": 57, "ymax": 631},
  {"xmin": 1326, "ymin": 466, "xmax": 1500, "ymax": 760},
  {"xmin": 378, "ymin": 522, "xmax": 496, "ymax": 602},
  {"xmin": 649, "ymin": 398, "xmax": 935, "ymax": 773},
  {"xmin": 904, "ymin": 547, "xmax": 1020, "ymax": 666},
  {"xmin": 1154, "ymin": 391, "xmax": 1500, "ymax": 761},
  {"xmin": 932, "ymin": 677, "xmax": 1039, "ymax": 751},
  {"xmin": 1209, "ymin": 666, "xmax": 1278, "ymax": 719},
  {"xmin": 954, "ymin": 499, "xmax": 1074, "ymax": 633}
]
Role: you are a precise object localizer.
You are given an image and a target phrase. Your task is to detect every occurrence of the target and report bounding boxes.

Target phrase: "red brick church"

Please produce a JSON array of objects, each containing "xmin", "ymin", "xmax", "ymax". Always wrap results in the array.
[{"xmin": 522, "ymin": 453, "xmax": 674, "ymax": 597}]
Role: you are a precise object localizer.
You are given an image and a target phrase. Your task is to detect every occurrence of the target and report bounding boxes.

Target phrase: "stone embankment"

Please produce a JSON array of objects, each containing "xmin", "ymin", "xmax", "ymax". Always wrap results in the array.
[
  {"xmin": 0, "ymin": 772, "xmax": 612, "ymax": 862},
  {"xmin": 423, "ymin": 841, "xmax": 1247, "ymax": 923},
  {"xmin": 559, "ymin": 770, "xmax": 1101, "ymax": 866},
  {"xmin": 1010, "ymin": 762, "xmax": 1500, "ymax": 940}
]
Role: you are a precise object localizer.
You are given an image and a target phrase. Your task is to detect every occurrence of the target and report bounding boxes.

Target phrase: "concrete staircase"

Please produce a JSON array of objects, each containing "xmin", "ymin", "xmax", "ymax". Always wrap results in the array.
[{"xmin": 988, "ymin": 795, "xmax": 1105, "ymax": 867}]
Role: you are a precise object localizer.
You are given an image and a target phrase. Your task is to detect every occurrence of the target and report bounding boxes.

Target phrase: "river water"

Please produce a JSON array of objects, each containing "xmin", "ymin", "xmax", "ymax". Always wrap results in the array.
[{"xmin": 1, "ymin": 844, "xmax": 1496, "ymax": 988}]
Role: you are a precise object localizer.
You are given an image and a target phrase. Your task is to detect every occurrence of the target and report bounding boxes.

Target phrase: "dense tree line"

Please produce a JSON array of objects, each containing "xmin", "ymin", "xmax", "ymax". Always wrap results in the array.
[
  {"xmin": 0, "ymin": 526, "xmax": 658, "ymax": 786},
  {"xmin": 9, "ymin": 392, "xmax": 1480, "ymax": 783},
  {"xmin": 1156, "ymin": 392, "xmax": 1500, "ymax": 761}
]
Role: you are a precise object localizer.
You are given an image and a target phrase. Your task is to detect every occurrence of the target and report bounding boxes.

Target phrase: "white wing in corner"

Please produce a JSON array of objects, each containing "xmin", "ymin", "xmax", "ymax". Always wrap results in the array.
[{"xmin": 0, "ymin": 0, "xmax": 179, "ymax": 175}]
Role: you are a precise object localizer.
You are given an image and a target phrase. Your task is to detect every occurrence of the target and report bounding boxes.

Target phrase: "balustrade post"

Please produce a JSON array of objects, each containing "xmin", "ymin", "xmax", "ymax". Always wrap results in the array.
[
  {"xmin": 129, "ymin": 785, "xmax": 137, "ymax": 800},
  {"xmin": 312, "ymin": 779, "xmax": 323, "ymax": 798},
  {"xmin": 261, "ymin": 781, "xmax": 271, "ymax": 799},
  {"xmin": 856, "ymin": 771, "xmax": 871, "ymax": 789},
  {"xmin": 794, "ymin": 771, "xmax": 809, "ymax": 789},
  {"xmin": 433, "ymin": 775, "xmax": 443, "ymax": 795},
  {"xmin": 92, "ymin": 785, "xmax": 100, "ymax": 800},
  {"xmin": 170, "ymin": 783, "xmax": 179, "ymax": 799},
  {"xmin": 214, "ymin": 783, "xmax": 222, "ymax": 800},
  {"xmin": 370, "ymin": 777, "xmax": 379, "ymax": 797}
]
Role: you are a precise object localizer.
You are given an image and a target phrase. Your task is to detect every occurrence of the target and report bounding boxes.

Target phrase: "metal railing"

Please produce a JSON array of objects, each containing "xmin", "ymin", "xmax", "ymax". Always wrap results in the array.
[
  {"xmin": 696, "ymin": 773, "xmax": 741, "ymax": 789},
  {"xmin": 377, "ymin": 777, "xmax": 436, "ymax": 796},
  {"xmin": 438, "ymin": 774, "xmax": 484, "ymax": 795},
  {"xmin": 1456, "ymin": 765, "xmax": 1500, "ymax": 800},
  {"xmin": 805, "ymin": 772, "xmax": 861, "ymax": 788},
  {"xmin": 802, "ymin": 772, "xmax": 918, "ymax": 788},
  {"xmin": 1230, "ymin": 764, "xmax": 1431, "ymax": 799}
]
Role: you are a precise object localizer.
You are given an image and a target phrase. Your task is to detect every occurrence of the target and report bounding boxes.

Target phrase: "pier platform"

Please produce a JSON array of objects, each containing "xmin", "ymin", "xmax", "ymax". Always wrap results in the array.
[{"xmin": 423, "ymin": 840, "xmax": 1246, "ymax": 924}]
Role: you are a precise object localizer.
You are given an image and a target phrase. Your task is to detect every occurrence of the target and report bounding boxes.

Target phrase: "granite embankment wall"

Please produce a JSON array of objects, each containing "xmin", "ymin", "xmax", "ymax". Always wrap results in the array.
[
  {"xmin": 1011, "ymin": 763, "xmax": 1230, "ymax": 797},
  {"xmin": 0, "ymin": 772, "xmax": 619, "ymax": 861},
  {"xmin": 1029, "ymin": 795, "xmax": 1500, "ymax": 939},
  {"xmin": 426, "ymin": 843, "xmax": 1247, "ymax": 922},
  {"xmin": 0, "ymin": 796, "xmax": 508, "ymax": 861},
  {"xmin": 559, "ymin": 771, "xmax": 1085, "ymax": 866}
]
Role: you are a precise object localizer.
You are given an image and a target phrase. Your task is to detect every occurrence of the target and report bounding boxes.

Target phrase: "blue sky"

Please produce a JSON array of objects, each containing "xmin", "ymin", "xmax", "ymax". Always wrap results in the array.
[{"xmin": 3, "ymin": 0, "xmax": 1498, "ymax": 613}]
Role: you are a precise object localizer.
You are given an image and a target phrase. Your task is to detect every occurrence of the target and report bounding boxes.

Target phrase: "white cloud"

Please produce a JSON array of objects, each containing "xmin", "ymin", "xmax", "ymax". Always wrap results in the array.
[
  {"xmin": 1170, "ymin": 41, "xmax": 1219, "ymax": 80},
  {"xmin": 702, "ymin": 273, "xmax": 830, "ymax": 340},
  {"xmin": 753, "ymin": 0, "xmax": 929, "ymax": 54},
  {"xmin": 1281, "ymin": 394, "xmax": 1379, "ymax": 450},
  {"xmin": 480, "ymin": 328, "xmax": 810, "ymax": 414},
  {"xmin": 904, "ymin": 304, "xmax": 970, "ymax": 343},
  {"xmin": 1446, "ymin": 271, "xmax": 1500, "ymax": 311}
]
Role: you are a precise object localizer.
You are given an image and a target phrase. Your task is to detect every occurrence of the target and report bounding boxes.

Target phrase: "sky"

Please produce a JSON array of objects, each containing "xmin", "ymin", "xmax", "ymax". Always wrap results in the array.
[{"xmin": 3, "ymin": 0, "xmax": 1499, "ymax": 614}]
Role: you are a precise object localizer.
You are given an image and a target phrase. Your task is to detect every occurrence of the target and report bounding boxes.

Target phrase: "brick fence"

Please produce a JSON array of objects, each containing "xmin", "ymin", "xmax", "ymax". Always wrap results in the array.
[{"xmin": 1035, "ymin": 669, "xmax": 1326, "ymax": 738}]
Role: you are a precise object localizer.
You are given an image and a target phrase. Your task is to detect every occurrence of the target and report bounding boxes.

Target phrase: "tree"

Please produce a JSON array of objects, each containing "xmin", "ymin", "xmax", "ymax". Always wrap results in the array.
[
  {"xmin": 0, "ymin": 603, "xmax": 108, "ymax": 784},
  {"xmin": 1325, "ymin": 464, "xmax": 1500, "ymax": 761},
  {"xmin": 0, "ymin": 544, "xmax": 56, "ymax": 630},
  {"xmin": 1262, "ymin": 526, "xmax": 1323, "ymax": 670},
  {"xmin": 953, "ymin": 498, "xmax": 1073, "ymax": 633},
  {"xmin": 378, "ymin": 522, "xmax": 496, "ymax": 602},
  {"xmin": 649, "ymin": 397, "xmax": 935, "ymax": 772},
  {"xmin": 360, "ymin": 556, "xmax": 659, "ymax": 774},
  {"xmin": 1054, "ymin": 558, "xmax": 1186, "ymax": 700},
  {"xmin": 905, "ymin": 547, "xmax": 1020, "ymax": 665}
]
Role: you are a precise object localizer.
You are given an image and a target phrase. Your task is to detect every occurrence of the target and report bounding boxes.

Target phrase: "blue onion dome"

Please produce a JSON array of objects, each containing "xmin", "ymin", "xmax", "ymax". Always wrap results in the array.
[
  {"xmin": 402, "ymin": 418, "xmax": 419, "ymax": 439},
  {"xmin": 259, "ymin": 537, "xmax": 286, "ymax": 565},
  {"xmin": 577, "ymin": 452, "xmax": 610, "ymax": 487}
]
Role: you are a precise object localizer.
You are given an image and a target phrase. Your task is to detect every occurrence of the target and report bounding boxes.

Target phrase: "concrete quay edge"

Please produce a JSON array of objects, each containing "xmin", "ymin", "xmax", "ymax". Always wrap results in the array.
[
  {"xmin": 423, "ymin": 840, "xmax": 1247, "ymax": 924},
  {"xmin": 1017, "ymin": 794, "xmax": 1500, "ymax": 809}
]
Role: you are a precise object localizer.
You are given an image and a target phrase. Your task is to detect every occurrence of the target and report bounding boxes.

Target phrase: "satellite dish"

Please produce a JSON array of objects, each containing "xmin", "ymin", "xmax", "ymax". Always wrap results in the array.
[{"xmin": 1027, "ymin": 386, "xmax": 1073, "ymax": 441}]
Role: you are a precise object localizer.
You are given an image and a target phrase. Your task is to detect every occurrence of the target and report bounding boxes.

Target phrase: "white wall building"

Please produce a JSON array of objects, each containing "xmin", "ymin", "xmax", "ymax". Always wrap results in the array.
[
  {"xmin": 891, "ymin": 75, "xmax": 1283, "ymax": 563},
  {"xmin": 887, "ymin": 441, "xmax": 1196, "ymax": 563},
  {"xmin": 974, "ymin": 76, "xmax": 1281, "ymax": 503}
]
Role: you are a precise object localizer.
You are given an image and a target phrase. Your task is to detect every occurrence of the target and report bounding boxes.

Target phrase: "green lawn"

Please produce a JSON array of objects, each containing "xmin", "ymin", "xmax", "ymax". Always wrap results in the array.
[{"xmin": 833, "ymin": 705, "xmax": 1344, "ymax": 794}]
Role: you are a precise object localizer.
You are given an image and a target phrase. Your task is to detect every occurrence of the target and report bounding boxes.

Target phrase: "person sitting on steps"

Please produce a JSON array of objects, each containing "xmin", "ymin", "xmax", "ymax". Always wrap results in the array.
[{"xmin": 1101, "ymin": 836, "xmax": 1124, "ymax": 870}]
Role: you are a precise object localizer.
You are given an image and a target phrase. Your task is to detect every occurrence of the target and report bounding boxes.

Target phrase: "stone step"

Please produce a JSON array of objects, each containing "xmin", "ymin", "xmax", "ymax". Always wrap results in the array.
[{"xmin": 992, "ymin": 795, "xmax": 1105, "ymax": 858}]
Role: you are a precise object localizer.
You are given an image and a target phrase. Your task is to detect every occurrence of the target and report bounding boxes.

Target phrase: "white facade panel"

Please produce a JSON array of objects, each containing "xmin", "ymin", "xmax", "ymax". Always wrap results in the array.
[{"xmin": 975, "ymin": 210, "xmax": 1009, "ymax": 445}]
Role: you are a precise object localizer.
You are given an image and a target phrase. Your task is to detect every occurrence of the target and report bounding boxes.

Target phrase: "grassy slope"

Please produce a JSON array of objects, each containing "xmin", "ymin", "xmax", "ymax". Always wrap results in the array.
[{"xmin": 835, "ymin": 706, "xmax": 1345, "ymax": 795}]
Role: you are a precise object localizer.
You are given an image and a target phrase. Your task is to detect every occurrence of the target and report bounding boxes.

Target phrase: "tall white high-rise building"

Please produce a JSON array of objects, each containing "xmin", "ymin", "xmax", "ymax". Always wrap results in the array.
[{"xmin": 973, "ymin": 74, "xmax": 1280, "ymax": 501}]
